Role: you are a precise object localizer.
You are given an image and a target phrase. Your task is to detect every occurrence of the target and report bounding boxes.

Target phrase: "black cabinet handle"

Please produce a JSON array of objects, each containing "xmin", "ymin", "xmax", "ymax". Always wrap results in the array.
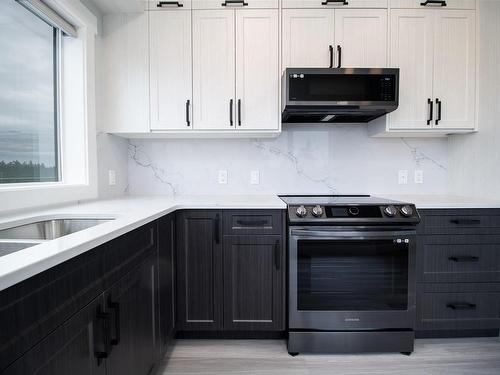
[
  {"xmin": 214, "ymin": 214, "xmax": 220, "ymax": 244},
  {"xmin": 435, "ymin": 98, "xmax": 442, "ymax": 125},
  {"xmin": 322, "ymin": 0, "xmax": 349, "ymax": 5},
  {"xmin": 108, "ymin": 300, "xmax": 121, "ymax": 346},
  {"xmin": 448, "ymin": 255, "xmax": 479, "ymax": 262},
  {"xmin": 328, "ymin": 45, "xmax": 334, "ymax": 68},
  {"xmin": 274, "ymin": 240, "xmax": 281, "ymax": 270},
  {"xmin": 221, "ymin": 0, "xmax": 248, "ymax": 6},
  {"xmin": 237, "ymin": 99, "xmax": 242, "ymax": 126},
  {"xmin": 447, "ymin": 302, "xmax": 476, "ymax": 310},
  {"xmin": 336, "ymin": 45, "xmax": 342, "ymax": 68},
  {"xmin": 427, "ymin": 98, "xmax": 433, "ymax": 125},
  {"xmin": 229, "ymin": 99, "xmax": 233, "ymax": 126},
  {"xmin": 157, "ymin": 1, "xmax": 184, "ymax": 7},
  {"xmin": 450, "ymin": 219, "xmax": 481, "ymax": 225},
  {"xmin": 236, "ymin": 219, "xmax": 268, "ymax": 226},
  {"xmin": 95, "ymin": 311, "xmax": 111, "ymax": 365},
  {"xmin": 420, "ymin": 0, "xmax": 447, "ymax": 6},
  {"xmin": 186, "ymin": 100, "xmax": 190, "ymax": 127}
]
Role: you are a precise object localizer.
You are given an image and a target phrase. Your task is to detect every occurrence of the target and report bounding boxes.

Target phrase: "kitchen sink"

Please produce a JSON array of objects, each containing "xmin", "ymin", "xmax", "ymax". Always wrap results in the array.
[
  {"xmin": 0, "ymin": 241, "xmax": 41, "ymax": 257},
  {"xmin": 0, "ymin": 218, "xmax": 114, "ymax": 241}
]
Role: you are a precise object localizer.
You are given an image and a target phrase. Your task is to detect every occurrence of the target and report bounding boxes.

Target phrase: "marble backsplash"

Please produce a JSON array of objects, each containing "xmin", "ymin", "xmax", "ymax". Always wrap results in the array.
[{"xmin": 126, "ymin": 125, "xmax": 448, "ymax": 196}]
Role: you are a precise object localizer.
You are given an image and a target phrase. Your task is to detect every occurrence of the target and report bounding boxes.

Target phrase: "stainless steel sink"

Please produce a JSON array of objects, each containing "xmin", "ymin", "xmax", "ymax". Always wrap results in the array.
[
  {"xmin": 0, "ymin": 218, "xmax": 114, "ymax": 241},
  {"xmin": 0, "ymin": 241, "xmax": 41, "ymax": 257}
]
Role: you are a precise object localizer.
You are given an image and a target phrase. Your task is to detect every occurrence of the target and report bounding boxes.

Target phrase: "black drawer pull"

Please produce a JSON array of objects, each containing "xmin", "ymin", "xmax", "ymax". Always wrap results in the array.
[
  {"xmin": 186, "ymin": 99, "xmax": 190, "ymax": 127},
  {"xmin": 214, "ymin": 214, "xmax": 220, "ymax": 244},
  {"xmin": 450, "ymin": 219, "xmax": 481, "ymax": 225},
  {"xmin": 446, "ymin": 302, "xmax": 476, "ymax": 310},
  {"xmin": 420, "ymin": 0, "xmax": 446, "ymax": 6},
  {"xmin": 108, "ymin": 300, "xmax": 121, "ymax": 346},
  {"xmin": 95, "ymin": 311, "xmax": 111, "ymax": 365},
  {"xmin": 236, "ymin": 219, "xmax": 268, "ymax": 226},
  {"xmin": 449, "ymin": 255, "xmax": 479, "ymax": 263},
  {"xmin": 322, "ymin": 0, "xmax": 349, "ymax": 5},
  {"xmin": 274, "ymin": 239, "xmax": 281, "ymax": 270},
  {"xmin": 157, "ymin": 1, "xmax": 184, "ymax": 7},
  {"xmin": 221, "ymin": 0, "xmax": 248, "ymax": 6}
]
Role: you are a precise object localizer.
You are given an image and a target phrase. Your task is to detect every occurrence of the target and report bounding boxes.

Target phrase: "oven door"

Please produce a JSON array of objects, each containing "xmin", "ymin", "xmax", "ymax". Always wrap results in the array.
[{"xmin": 289, "ymin": 227, "xmax": 416, "ymax": 331}]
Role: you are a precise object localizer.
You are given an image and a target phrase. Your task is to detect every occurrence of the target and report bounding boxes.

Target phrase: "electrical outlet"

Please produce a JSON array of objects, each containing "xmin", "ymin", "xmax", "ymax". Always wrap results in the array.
[
  {"xmin": 398, "ymin": 170, "xmax": 408, "ymax": 185},
  {"xmin": 250, "ymin": 170, "xmax": 260, "ymax": 185},
  {"xmin": 415, "ymin": 170, "xmax": 424, "ymax": 184},
  {"xmin": 108, "ymin": 170, "xmax": 116, "ymax": 186},
  {"xmin": 218, "ymin": 170, "xmax": 228, "ymax": 184}
]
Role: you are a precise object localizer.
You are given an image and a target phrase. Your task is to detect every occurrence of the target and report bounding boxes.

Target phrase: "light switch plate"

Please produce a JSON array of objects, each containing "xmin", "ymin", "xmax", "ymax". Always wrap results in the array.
[
  {"xmin": 218, "ymin": 170, "xmax": 228, "ymax": 184},
  {"xmin": 108, "ymin": 170, "xmax": 116, "ymax": 186},
  {"xmin": 250, "ymin": 170, "xmax": 260, "ymax": 185},
  {"xmin": 415, "ymin": 170, "xmax": 424, "ymax": 184},
  {"xmin": 398, "ymin": 170, "xmax": 408, "ymax": 185}
]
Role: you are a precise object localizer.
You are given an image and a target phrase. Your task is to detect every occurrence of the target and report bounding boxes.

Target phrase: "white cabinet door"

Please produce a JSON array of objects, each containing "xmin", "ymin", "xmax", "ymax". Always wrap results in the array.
[
  {"xmin": 334, "ymin": 8, "xmax": 387, "ymax": 67},
  {"xmin": 193, "ymin": 10, "xmax": 236, "ymax": 130},
  {"xmin": 149, "ymin": 10, "xmax": 192, "ymax": 130},
  {"xmin": 235, "ymin": 9, "xmax": 279, "ymax": 130},
  {"xmin": 282, "ymin": 9, "xmax": 335, "ymax": 69},
  {"xmin": 432, "ymin": 10, "xmax": 475, "ymax": 129},
  {"xmin": 388, "ymin": 9, "xmax": 434, "ymax": 129}
]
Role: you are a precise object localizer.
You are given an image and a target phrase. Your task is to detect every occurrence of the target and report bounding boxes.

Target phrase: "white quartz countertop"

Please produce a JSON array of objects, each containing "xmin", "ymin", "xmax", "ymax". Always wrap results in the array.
[
  {"xmin": 378, "ymin": 194, "xmax": 500, "ymax": 209},
  {"xmin": 0, "ymin": 195, "xmax": 286, "ymax": 291}
]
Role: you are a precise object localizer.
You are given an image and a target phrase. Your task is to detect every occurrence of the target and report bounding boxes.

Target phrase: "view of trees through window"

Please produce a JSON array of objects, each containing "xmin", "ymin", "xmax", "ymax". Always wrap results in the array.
[{"xmin": 0, "ymin": 0, "xmax": 59, "ymax": 184}]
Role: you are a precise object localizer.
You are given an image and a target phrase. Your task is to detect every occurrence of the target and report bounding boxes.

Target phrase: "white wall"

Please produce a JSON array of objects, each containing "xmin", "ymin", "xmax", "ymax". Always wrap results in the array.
[
  {"xmin": 127, "ymin": 125, "xmax": 448, "ymax": 196},
  {"xmin": 448, "ymin": 0, "xmax": 500, "ymax": 200}
]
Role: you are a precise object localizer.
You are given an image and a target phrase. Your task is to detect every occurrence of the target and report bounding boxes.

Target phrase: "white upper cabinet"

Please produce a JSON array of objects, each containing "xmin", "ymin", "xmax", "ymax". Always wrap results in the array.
[
  {"xmin": 148, "ymin": 0, "xmax": 192, "ymax": 10},
  {"xmin": 282, "ymin": 9, "xmax": 336, "ymax": 69},
  {"xmin": 388, "ymin": 9, "xmax": 434, "ymax": 129},
  {"xmin": 334, "ymin": 8, "xmax": 387, "ymax": 67},
  {"xmin": 236, "ymin": 9, "xmax": 279, "ymax": 130},
  {"xmin": 390, "ymin": 0, "xmax": 475, "ymax": 10},
  {"xmin": 432, "ymin": 10, "xmax": 475, "ymax": 129},
  {"xmin": 282, "ymin": 0, "xmax": 388, "ymax": 8},
  {"xmin": 149, "ymin": 10, "xmax": 192, "ymax": 131},
  {"xmin": 192, "ymin": 0, "xmax": 278, "ymax": 9},
  {"xmin": 192, "ymin": 10, "xmax": 236, "ymax": 130}
]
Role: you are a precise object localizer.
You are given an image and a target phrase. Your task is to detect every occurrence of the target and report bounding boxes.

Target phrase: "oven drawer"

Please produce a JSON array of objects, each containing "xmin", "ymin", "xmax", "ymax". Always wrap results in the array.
[
  {"xmin": 416, "ymin": 283, "xmax": 500, "ymax": 331},
  {"xmin": 418, "ymin": 238, "xmax": 500, "ymax": 283},
  {"xmin": 223, "ymin": 210, "xmax": 283, "ymax": 235},
  {"xmin": 419, "ymin": 209, "xmax": 500, "ymax": 235}
]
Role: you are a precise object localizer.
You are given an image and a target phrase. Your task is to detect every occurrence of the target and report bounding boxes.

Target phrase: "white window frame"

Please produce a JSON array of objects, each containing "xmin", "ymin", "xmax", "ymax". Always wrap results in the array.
[{"xmin": 0, "ymin": 0, "xmax": 98, "ymax": 213}]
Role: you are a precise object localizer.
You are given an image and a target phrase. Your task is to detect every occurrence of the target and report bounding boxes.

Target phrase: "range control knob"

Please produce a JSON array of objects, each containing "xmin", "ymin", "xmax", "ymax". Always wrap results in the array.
[
  {"xmin": 296, "ymin": 205, "xmax": 308, "ymax": 218},
  {"xmin": 400, "ymin": 205, "xmax": 414, "ymax": 217},
  {"xmin": 312, "ymin": 205, "xmax": 323, "ymax": 217},
  {"xmin": 383, "ymin": 205, "xmax": 398, "ymax": 217},
  {"xmin": 348, "ymin": 206, "xmax": 360, "ymax": 216}
]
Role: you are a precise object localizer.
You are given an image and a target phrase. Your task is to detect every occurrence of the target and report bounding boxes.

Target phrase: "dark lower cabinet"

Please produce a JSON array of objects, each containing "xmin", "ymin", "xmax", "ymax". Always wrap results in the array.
[
  {"xmin": 157, "ymin": 214, "xmax": 176, "ymax": 354},
  {"xmin": 3, "ymin": 297, "xmax": 105, "ymax": 375},
  {"xmin": 176, "ymin": 210, "xmax": 223, "ymax": 331},
  {"xmin": 223, "ymin": 235, "xmax": 284, "ymax": 331},
  {"xmin": 105, "ymin": 252, "xmax": 158, "ymax": 375}
]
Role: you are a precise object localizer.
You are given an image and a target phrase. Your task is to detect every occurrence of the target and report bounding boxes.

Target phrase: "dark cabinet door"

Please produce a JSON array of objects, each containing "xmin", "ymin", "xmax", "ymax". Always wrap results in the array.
[
  {"xmin": 3, "ymin": 296, "xmax": 106, "ymax": 375},
  {"xmin": 223, "ymin": 235, "xmax": 284, "ymax": 331},
  {"xmin": 106, "ymin": 252, "xmax": 158, "ymax": 375},
  {"xmin": 158, "ymin": 214, "xmax": 176, "ymax": 353},
  {"xmin": 176, "ymin": 210, "xmax": 223, "ymax": 331}
]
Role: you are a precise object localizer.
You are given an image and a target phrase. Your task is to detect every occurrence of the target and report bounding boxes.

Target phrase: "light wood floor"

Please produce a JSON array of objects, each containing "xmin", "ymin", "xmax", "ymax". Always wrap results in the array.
[{"xmin": 158, "ymin": 337, "xmax": 500, "ymax": 375}]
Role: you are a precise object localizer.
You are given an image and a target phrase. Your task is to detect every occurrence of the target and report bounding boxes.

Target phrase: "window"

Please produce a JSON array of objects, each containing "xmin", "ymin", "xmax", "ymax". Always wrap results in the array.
[{"xmin": 0, "ymin": 0, "xmax": 59, "ymax": 184}]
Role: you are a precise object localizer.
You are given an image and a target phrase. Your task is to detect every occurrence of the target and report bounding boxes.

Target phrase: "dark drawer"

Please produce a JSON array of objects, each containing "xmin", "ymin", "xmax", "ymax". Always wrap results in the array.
[
  {"xmin": 419, "ymin": 209, "xmax": 500, "ymax": 235},
  {"xmin": 223, "ymin": 210, "xmax": 283, "ymax": 235},
  {"xmin": 417, "ymin": 236, "xmax": 500, "ymax": 282},
  {"xmin": 416, "ymin": 283, "xmax": 500, "ymax": 331}
]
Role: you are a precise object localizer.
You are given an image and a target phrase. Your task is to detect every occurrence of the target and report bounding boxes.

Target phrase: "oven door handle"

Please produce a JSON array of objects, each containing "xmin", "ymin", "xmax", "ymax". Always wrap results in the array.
[{"xmin": 290, "ymin": 228, "xmax": 415, "ymax": 239}]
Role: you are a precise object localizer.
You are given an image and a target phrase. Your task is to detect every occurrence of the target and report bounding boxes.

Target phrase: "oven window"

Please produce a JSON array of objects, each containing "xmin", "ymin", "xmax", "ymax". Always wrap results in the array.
[{"xmin": 297, "ymin": 239, "xmax": 408, "ymax": 311}]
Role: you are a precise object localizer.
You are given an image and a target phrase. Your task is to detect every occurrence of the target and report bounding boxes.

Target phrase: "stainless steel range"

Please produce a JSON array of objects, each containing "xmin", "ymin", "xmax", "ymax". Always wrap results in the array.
[{"xmin": 280, "ymin": 195, "xmax": 420, "ymax": 355}]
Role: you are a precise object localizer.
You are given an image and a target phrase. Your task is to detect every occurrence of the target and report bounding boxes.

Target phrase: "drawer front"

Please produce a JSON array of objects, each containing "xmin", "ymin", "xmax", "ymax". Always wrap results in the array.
[
  {"xmin": 418, "ymin": 237, "xmax": 500, "ymax": 282},
  {"xmin": 223, "ymin": 210, "xmax": 283, "ymax": 235},
  {"xmin": 283, "ymin": 0, "xmax": 387, "ymax": 8},
  {"xmin": 148, "ymin": 0, "xmax": 192, "ymax": 10},
  {"xmin": 390, "ymin": 0, "xmax": 475, "ymax": 9},
  {"xmin": 193, "ymin": 0, "xmax": 279, "ymax": 9},
  {"xmin": 419, "ymin": 209, "xmax": 500, "ymax": 235},
  {"xmin": 417, "ymin": 283, "xmax": 500, "ymax": 330}
]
